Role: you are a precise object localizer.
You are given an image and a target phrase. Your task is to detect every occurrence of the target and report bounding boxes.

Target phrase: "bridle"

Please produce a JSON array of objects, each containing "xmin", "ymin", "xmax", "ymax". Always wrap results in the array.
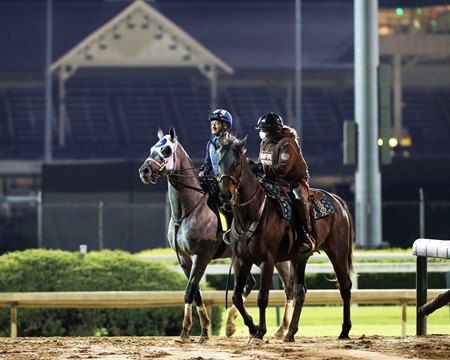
[
  {"xmin": 218, "ymin": 153, "xmax": 267, "ymax": 243},
  {"xmin": 145, "ymin": 139, "xmax": 203, "ymax": 190},
  {"xmin": 218, "ymin": 155, "xmax": 263, "ymax": 207}
]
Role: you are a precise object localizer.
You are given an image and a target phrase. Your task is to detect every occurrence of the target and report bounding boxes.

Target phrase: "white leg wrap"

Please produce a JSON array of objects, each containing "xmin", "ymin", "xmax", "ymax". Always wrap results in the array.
[
  {"xmin": 183, "ymin": 303, "xmax": 193, "ymax": 330},
  {"xmin": 197, "ymin": 304, "xmax": 211, "ymax": 329}
]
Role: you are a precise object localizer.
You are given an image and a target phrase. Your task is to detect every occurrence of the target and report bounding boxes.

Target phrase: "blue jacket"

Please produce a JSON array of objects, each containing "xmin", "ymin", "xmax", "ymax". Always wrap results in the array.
[{"xmin": 203, "ymin": 137, "xmax": 221, "ymax": 176}]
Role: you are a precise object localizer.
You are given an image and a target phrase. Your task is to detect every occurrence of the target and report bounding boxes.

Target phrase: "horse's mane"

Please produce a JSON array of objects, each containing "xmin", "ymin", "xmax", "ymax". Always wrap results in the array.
[{"xmin": 218, "ymin": 132, "xmax": 246, "ymax": 154}]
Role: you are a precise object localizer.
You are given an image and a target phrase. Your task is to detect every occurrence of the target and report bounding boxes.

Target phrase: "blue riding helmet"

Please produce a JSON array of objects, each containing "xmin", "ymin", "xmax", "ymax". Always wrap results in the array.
[{"xmin": 208, "ymin": 109, "xmax": 233, "ymax": 129}]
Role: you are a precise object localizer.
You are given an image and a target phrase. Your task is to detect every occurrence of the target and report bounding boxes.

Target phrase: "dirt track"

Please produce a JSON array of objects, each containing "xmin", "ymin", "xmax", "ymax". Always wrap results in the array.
[{"xmin": 0, "ymin": 334, "xmax": 449, "ymax": 360}]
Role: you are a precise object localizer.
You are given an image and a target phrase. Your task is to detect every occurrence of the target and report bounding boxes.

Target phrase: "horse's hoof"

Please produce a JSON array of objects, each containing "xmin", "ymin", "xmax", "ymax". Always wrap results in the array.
[
  {"xmin": 226, "ymin": 323, "xmax": 236, "ymax": 337},
  {"xmin": 283, "ymin": 336, "xmax": 295, "ymax": 343},
  {"xmin": 198, "ymin": 336, "xmax": 210, "ymax": 344},
  {"xmin": 175, "ymin": 335, "xmax": 194, "ymax": 344},
  {"xmin": 272, "ymin": 327, "xmax": 285, "ymax": 339},
  {"xmin": 338, "ymin": 335, "xmax": 350, "ymax": 340},
  {"xmin": 174, "ymin": 338, "xmax": 190, "ymax": 344},
  {"xmin": 250, "ymin": 337, "xmax": 264, "ymax": 345}
]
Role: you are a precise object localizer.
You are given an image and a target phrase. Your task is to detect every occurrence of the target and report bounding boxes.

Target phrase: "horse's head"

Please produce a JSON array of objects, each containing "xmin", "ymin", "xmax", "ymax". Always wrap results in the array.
[
  {"xmin": 217, "ymin": 133, "xmax": 248, "ymax": 204},
  {"xmin": 139, "ymin": 127, "xmax": 178, "ymax": 184}
]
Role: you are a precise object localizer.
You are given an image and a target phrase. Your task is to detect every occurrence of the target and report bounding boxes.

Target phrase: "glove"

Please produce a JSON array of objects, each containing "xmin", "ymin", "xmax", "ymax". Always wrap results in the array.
[
  {"xmin": 198, "ymin": 163, "xmax": 208, "ymax": 179},
  {"xmin": 250, "ymin": 162, "xmax": 263, "ymax": 174}
]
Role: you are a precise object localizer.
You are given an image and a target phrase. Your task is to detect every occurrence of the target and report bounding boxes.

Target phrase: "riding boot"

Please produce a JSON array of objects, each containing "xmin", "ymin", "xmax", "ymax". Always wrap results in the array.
[
  {"xmin": 222, "ymin": 204, "xmax": 233, "ymax": 245},
  {"xmin": 292, "ymin": 188, "xmax": 316, "ymax": 253}
]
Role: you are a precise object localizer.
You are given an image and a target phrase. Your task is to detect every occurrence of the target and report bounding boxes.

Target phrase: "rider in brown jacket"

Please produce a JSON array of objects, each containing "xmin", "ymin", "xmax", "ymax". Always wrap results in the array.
[{"xmin": 251, "ymin": 112, "xmax": 315, "ymax": 253}]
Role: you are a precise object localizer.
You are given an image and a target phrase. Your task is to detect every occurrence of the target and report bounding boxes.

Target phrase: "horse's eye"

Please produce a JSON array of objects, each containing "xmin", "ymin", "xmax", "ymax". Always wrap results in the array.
[{"xmin": 160, "ymin": 145, "xmax": 172, "ymax": 157}]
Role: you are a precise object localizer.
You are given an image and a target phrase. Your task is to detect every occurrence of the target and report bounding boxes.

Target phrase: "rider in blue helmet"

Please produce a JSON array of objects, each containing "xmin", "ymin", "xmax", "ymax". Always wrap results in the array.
[
  {"xmin": 199, "ymin": 109, "xmax": 233, "ymax": 177},
  {"xmin": 198, "ymin": 108, "xmax": 234, "ymax": 243}
]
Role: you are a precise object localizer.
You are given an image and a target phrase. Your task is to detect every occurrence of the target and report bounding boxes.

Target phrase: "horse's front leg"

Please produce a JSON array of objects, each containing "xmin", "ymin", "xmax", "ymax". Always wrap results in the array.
[
  {"xmin": 284, "ymin": 258, "xmax": 308, "ymax": 342},
  {"xmin": 232, "ymin": 259, "xmax": 258, "ymax": 337},
  {"xmin": 179, "ymin": 254, "xmax": 211, "ymax": 343},
  {"xmin": 251, "ymin": 259, "xmax": 275, "ymax": 343},
  {"xmin": 226, "ymin": 272, "xmax": 256, "ymax": 337}
]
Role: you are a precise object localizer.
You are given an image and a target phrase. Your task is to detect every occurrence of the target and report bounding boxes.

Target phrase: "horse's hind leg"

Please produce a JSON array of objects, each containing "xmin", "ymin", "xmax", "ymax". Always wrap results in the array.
[
  {"xmin": 284, "ymin": 259, "xmax": 307, "ymax": 342},
  {"xmin": 327, "ymin": 251, "xmax": 353, "ymax": 339},
  {"xmin": 226, "ymin": 272, "xmax": 256, "ymax": 337},
  {"xmin": 273, "ymin": 261, "xmax": 294, "ymax": 338}
]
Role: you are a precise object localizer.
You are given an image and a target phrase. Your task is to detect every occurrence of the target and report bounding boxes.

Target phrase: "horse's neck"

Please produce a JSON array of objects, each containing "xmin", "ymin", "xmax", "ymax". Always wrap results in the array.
[
  {"xmin": 236, "ymin": 163, "xmax": 265, "ymax": 214},
  {"xmin": 168, "ymin": 152, "xmax": 204, "ymax": 221}
]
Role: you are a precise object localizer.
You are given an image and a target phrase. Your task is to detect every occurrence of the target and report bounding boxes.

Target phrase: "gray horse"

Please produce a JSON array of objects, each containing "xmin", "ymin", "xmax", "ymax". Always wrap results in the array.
[{"xmin": 138, "ymin": 127, "xmax": 294, "ymax": 343}]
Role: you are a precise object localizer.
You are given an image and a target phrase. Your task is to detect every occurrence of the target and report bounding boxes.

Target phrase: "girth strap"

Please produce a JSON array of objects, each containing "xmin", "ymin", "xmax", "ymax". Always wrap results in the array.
[{"xmin": 231, "ymin": 195, "xmax": 267, "ymax": 243}]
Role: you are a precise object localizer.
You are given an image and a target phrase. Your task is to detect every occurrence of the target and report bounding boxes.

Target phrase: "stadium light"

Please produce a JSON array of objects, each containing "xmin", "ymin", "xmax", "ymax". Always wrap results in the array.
[
  {"xmin": 98, "ymin": 35, "xmax": 108, "ymax": 50},
  {"xmin": 169, "ymin": 36, "xmax": 178, "ymax": 50},
  {"xmin": 141, "ymin": 14, "xmax": 150, "ymax": 29},
  {"xmin": 154, "ymin": 25, "xmax": 164, "ymax": 39},
  {"xmin": 388, "ymin": 137, "xmax": 398, "ymax": 148},
  {"xmin": 126, "ymin": 14, "xmax": 135, "ymax": 29},
  {"xmin": 112, "ymin": 25, "xmax": 122, "ymax": 40}
]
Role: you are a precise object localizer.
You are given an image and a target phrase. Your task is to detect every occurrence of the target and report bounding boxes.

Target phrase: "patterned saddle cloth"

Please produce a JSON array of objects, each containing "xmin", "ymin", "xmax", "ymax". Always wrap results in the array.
[
  {"xmin": 309, "ymin": 188, "xmax": 337, "ymax": 220},
  {"xmin": 261, "ymin": 180, "xmax": 293, "ymax": 221},
  {"xmin": 261, "ymin": 181, "xmax": 336, "ymax": 221}
]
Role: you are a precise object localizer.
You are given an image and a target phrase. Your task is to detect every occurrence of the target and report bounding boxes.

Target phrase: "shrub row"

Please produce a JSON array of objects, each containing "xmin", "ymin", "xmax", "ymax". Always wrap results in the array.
[
  {"xmin": 0, "ymin": 249, "xmax": 223, "ymax": 336},
  {"xmin": 207, "ymin": 272, "xmax": 448, "ymax": 290}
]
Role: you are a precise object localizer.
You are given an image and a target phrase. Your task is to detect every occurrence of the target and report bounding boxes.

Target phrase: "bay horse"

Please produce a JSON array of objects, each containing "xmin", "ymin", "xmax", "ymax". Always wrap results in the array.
[
  {"xmin": 138, "ymin": 127, "xmax": 294, "ymax": 343},
  {"xmin": 217, "ymin": 133, "xmax": 354, "ymax": 343}
]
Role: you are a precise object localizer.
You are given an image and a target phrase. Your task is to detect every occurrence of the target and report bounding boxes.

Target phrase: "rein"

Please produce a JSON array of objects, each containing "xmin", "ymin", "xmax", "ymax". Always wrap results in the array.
[
  {"xmin": 164, "ymin": 145, "xmax": 208, "ymax": 225},
  {"xmin": 222, "ymin": 156, "xmax": 267, "ymax": 241},
  {"xmin": 167, "ymin": 171, "xmax": 207, "ymax": 194}
]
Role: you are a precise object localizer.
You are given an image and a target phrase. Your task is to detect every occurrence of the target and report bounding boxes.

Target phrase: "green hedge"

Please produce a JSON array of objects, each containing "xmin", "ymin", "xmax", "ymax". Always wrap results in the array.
[
  {"xmin": 0, "ymin": 249, "xmax": 222, "ymax": 337},
  {"xmin": 207, "ymin": 272, "xmax": 448, "ymax": 290}
]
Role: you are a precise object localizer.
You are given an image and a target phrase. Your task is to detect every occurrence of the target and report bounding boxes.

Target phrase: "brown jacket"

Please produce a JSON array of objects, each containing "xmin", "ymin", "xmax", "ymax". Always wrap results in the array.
[{"xmin": 258, "ymin": 127, "xmax": 309, "ymax": 186}]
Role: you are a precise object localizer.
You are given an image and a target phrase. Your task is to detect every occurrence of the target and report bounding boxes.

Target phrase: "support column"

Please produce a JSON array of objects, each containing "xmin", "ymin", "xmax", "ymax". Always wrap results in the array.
[
  {"xmin": 10, "ymin": 306, "xmax": 17, "ymax": 338},
  {"xmin": 393, "ymin": 54, "xmax": 403, "ymax": 140},
  {"xmin": 44, "ymin": 0, "xmax": 53, "ymax": 162},
  {"xmin": 58, "ymin": 75, "xmax": 66, "ymax": 146},
  {"xmin": 354, "ymin": 0, "xmax": 382, "ymax": 248},
  {"xmin": 295, "ymin": 0, "xmax": 303, "ymax": 144},
  {"xmin": 210, "ymin": 67, "xmax": 218, "ymax": 110}
]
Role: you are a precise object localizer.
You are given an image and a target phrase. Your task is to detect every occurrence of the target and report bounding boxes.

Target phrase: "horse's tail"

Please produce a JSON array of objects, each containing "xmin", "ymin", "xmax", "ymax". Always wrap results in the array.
[{"xmin": 333, "ymin": 194, "xmax": 355, "ymax": 274}]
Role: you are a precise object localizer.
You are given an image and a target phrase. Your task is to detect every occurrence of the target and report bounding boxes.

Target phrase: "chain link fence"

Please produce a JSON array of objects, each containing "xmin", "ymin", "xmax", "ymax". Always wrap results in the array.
[{"xmin": 1, "ymin": 197, "xmax": 450, "ymax": 253}]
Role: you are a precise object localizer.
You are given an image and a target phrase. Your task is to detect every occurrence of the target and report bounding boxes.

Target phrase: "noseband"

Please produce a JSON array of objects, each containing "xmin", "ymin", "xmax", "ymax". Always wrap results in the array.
[
  {"xmin": 218, "ymin": 157, "xmax": 243, "ymax": 189},
  {"xmin": 218, "ymin": 157, "xmax": 263, "ymax": 207},
  {"xmin": 142, "ymin": 156, "xmax": 164, "ymax": 184}
]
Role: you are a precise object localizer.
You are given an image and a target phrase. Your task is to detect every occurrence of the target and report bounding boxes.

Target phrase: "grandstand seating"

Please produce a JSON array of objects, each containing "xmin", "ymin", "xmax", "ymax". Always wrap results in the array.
[{"xmin": 1, "ymin": 78, "xmax": 449, "ymax": 173}]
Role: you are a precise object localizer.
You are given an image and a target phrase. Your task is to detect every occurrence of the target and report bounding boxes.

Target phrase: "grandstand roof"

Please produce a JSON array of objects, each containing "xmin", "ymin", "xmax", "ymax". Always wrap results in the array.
[{"xmin": 51, "ymin": 0, "xmax": 233, "ymax": 80}]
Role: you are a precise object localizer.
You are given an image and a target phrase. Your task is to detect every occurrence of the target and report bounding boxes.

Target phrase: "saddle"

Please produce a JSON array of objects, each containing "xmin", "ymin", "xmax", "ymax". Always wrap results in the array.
[
  {"xmin": 309, "ymin": 188, "xmax": 337, "ymax": 220},
  {"xmin": 261, "ymin": 180, "xmax": 336, "ymax": 221}
]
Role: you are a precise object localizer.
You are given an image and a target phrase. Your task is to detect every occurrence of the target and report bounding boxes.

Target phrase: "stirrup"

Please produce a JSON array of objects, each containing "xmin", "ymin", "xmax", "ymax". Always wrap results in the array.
[
  {"xmin": 300, "ymin": 233, "xmax": 316, "ymax": 254},
  {"xmin": 223, "ymin": 230, "xmax": 231, "ymax": 245}
]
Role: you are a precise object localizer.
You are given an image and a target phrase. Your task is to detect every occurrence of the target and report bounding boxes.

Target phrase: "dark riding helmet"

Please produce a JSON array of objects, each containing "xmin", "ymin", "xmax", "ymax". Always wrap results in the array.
[
  {"xmin": 255, "ymin": 112, "xmax": 283, "ymax": 134},
  {"xmin": 208, "ymin": 109, "xmax": 233, "ymax": 129}
]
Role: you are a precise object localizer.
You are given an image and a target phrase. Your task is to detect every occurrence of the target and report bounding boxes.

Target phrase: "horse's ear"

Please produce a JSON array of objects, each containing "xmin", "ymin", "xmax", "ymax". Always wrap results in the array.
[
  {"xmin": 169, "ymin": 126, "xmax": 177, "ymax": 141},
  {"xmin": 157, "ymin": 128, "xmax": 164, "ymax": 140},
  {"xmin": 237, "ymin": 135, "xmax": 248, "ymax": 149}
]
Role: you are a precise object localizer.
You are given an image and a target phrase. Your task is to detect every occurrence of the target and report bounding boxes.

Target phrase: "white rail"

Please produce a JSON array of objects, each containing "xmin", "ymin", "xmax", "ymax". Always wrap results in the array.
[{"xmin": 0, "ymin": 289, "xmax": 446, "ymax": 338}]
